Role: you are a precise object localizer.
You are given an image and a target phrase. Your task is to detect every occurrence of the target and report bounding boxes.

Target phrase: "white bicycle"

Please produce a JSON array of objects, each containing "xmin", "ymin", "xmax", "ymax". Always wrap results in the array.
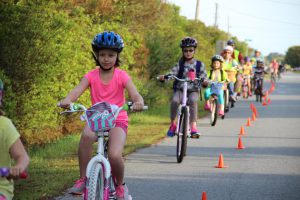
[{"xmin": 61, "ymin": 102, "xmax": 147, "ymax": 200}]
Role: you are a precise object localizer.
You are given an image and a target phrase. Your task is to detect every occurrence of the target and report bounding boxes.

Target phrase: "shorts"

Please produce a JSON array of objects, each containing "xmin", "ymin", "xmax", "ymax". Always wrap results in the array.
[{"xmin": 115, "ymin": 121, "xmax": 128, "ymax": 135}]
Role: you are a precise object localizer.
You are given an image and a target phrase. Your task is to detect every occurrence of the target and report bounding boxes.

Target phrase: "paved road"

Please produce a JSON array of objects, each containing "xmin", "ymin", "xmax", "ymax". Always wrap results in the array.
[{"xmin": 55, "ymin": 72, "xmax": 300, "ymax": 200}]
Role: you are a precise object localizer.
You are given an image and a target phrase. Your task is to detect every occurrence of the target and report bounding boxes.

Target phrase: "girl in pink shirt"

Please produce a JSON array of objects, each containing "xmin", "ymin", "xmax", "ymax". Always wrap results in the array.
[{"xmin": 59, "ymin": 31, "xmax": 144, "ymax": 200}]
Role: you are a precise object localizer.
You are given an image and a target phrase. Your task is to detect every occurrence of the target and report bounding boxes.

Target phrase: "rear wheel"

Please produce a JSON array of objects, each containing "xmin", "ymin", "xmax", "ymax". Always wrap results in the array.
[
  {"xmin": 176, "ymin": 107, "xmax": 188, "ymax": 163},
  {"xmin": 87, "ymin": 163, "xmax": 104, "ymax": 200},
  {"xmin": 210, "ymin": 97, "xmax": 218, "ymax": 126}
]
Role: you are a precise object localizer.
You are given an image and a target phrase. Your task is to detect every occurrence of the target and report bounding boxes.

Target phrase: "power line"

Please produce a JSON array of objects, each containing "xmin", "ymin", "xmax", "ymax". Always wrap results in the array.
[
  {"xmin": 260, "ymin": 0, "xmax": 300, "ymax": 6},
  {"xmin": 219, "ymin": 4, "xmax": 300, "ymax": 27}
]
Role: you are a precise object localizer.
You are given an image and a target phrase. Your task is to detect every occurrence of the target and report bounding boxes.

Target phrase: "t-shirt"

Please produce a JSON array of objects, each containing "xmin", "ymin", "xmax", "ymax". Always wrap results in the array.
[
  {"xmin": 84, "ymin": 68, "xmax": 131, "ymax": 124},
  {"xmin": 0, "ymin": 116, "xmax": 20, "ymax": 200},
  {"xmin": 243, "ymin": 64, "xmax": 252, "ymax": 76}
]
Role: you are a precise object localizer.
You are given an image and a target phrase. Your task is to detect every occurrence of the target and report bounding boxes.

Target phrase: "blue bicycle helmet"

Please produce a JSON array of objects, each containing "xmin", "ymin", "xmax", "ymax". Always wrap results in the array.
[
  {"xmin": 92, "ymin": 31, "xmax": 124, "ymax": 53},
  {"xmin": 227, "ymin": 39, "xmax": 235, "ymax": 46},
  {"xmin": 180, "ymin": 37, "xmax": 198, "ymax": 48}
]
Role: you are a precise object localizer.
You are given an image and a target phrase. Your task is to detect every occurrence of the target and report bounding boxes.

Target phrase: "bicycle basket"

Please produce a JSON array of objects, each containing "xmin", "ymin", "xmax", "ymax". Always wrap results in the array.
[
  {"xmin": 85, "ymin": 102, "xmax": 116, "ymax": 132},
  {"xmin": 211, "ymin": 82, "xmax": 223, "ymax": 95}
]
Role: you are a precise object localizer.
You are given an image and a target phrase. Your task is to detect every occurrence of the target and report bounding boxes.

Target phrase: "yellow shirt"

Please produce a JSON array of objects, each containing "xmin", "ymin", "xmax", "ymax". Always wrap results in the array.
[
  {"xmin": 0, "ymin": 116, "xmax": 20, "ymax": 200},
  {"xmin": 243, "ymin": 64, "xmax": 252, "ymax": 76}
]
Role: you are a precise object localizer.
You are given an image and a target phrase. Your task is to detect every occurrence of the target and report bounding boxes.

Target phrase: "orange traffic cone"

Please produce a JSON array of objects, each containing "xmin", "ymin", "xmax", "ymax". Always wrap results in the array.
[
  {"xmin": 252, "ymin": 113, "xmax": 256, "ymax": 121},
  {"xmin": 239, "ymin": 126, "xmax": 246, "ymax": 136},
  {"xmin": 201, "ymin": 192, "xmax": 207, "ymax": 200},
  {"xmin": 215, "ymin": 153, "xmax": 228, "ymax": 168},
  {"xmin": 267, "ymin": 98, "xmax": 271, "ymax": 104},
  {"xmin": 246, "ymin": 117, "xmax": 252, "ymax": 126},
  {"xmin": 250, "ymin": 103, "xmax": 254, "ymax": 111},
  {"xmin": 237, "ymin": 137, "xmax": 245, "ymax": 149}
]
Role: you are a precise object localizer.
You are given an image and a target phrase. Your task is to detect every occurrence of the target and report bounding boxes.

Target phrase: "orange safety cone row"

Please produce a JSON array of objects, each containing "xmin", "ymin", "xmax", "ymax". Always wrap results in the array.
[
  {"xmin": 201, "ymin": 192, "xmax": 207, "ymax": 200},
  {"xmin": 239, "ymin": 126, "xmax": 246, "ymax": 136},
  {"xmin": 251, "ymin": 113, "xmax": 256, "ymax": 121},
  {"xmin": 215, "ymin": 153, "xmax": 228, "ymax": 168},
  {"xmin": 237, "ymin": 137, "xmax": 245, "ymax": 149},
  {"xmin": 246, "ymin": 117, "xmax": 252, "ymax": 126}
]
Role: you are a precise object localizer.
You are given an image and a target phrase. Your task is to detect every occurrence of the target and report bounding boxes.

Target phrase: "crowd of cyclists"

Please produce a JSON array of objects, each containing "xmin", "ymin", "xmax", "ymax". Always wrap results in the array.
[
  {"xmin": 0, "ymin": 32, "xmax": 286, "ymax": 200},
  {"xmin": 161, "ymin": 37, "xmax": 283, "ymax": 139}
]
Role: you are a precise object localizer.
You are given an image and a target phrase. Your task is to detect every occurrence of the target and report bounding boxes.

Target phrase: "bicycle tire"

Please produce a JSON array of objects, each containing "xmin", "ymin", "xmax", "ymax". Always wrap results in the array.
[
  {"xmin": 176, "ymin": 107, "xmax": 188, "ymax": 163},
  {"xmin": 224, "ymin": 89, "xmax": 229, "ymax": 113},
  {"xmin": 210, "ymin": 98, "xmax": 218, "ymax": 126},
  {"xmin": 87, "ymin": 163, "xmax": 104, "ymax": 200}
]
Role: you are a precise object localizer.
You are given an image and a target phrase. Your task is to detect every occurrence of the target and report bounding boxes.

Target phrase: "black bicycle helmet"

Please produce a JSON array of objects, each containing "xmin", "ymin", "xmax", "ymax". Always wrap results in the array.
[
  {"xmin": 92, "ymin": 31, "xmax": 124, "ymax": 53},
  {"xmin": 256, "ymin": 58, "xmax": 264, "ymax": 64},
  {"xmin": 211, "ymin": 55, "xmax": 224, "ymax": 63},
  {"xmin": 180, "ymin": 37, "xmax": 198, "ymax": 48}
]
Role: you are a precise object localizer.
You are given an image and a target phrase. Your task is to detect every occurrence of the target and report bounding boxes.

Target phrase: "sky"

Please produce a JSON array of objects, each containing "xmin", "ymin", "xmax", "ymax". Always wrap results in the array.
[{"xmin": 168, "ymin": 0, "xmax": 300, "ymax": 56}]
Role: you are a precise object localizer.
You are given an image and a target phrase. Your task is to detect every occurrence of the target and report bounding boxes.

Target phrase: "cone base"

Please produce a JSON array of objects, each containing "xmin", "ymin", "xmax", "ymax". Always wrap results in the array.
[
  {"xmin": 237, "ymin": 147, "xmax": 245, "ymax": 149},
  {"xmin": 215, "ymin": 165, "xmax": 228, "ymax": 168}
]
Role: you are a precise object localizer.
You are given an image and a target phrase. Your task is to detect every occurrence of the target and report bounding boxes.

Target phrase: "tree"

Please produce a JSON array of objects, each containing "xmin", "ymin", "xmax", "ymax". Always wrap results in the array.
[{"xmin": 285, "ymin": 46, "xmax": 300, "ymax": 68}]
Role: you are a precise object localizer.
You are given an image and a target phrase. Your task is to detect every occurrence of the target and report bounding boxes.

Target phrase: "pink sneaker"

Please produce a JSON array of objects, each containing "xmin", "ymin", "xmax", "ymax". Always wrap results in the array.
[
  {"xmin": 167, "ymin": 123, "xmax": 176, "ymax": 137},
  {"xmin": 116, "ymin": 184, "xmax": 132, "ymax": 200},
  {"xmin": 204, "ymin": 103, "xmax": 210, "ymax": 111},
  {"xmin": 68, "ymin": 177, "xmax": 86, "ymax": 195},
  {"xmin": 219, "ymin": 110, "xmax": 224, "ymax": 116},
  {"xmin": 191, "ymin": 127, "xmax": 201, "ymax": 138}
]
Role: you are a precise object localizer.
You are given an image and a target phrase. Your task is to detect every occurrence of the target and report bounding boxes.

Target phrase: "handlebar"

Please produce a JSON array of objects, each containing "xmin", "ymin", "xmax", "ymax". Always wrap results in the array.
[
  {"xmin": 157, "ymin": 74, "xmax": 203, "ymax": 82},
  {"xmin": 0, "ymin": 168, "xmax": 27, "ymax": 179}
]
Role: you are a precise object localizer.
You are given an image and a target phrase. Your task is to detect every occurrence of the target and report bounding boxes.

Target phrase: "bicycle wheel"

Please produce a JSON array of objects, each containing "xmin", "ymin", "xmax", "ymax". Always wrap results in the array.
[
  {"xmin": 210, "ymin": 97, "xmax": 218, "ymax": 126},
  {"xmin": 224, "ymin": 89, "xmax": 229, "ymax": 113},
  {"xmin": 176, "ymin": 107, "xmax": 188, "ymax": 163},
  {"xmin": 87, "ymin": 163, "xmax": 104, "ymax": 200}
]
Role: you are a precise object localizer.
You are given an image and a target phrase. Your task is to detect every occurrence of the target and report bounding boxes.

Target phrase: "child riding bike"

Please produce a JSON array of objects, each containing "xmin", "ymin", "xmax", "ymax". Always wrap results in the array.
[
  {"xmin": 58, "ymin": 31, "xmax": 144, "ymax": 200},
  {"xmin": 0, "ymin": 79, "xmax": 30, "ymax": 200},
  {"xmin": 158, "ymin": 37, "xmax": 207, "ymax": 139},
  {"xmin": 221, "ymin": 45, "xmax": 238, "ymax": 102},
  {"xmin": 253, "ymin": 59, "xmax": 265, "ymax": 94},
  {"xmin": 204, "ymin": 55, "xmax": 228, "ymax": 116},
  {"xmin": 242, "ymin": 57, "xmax": 253, "ymax": 96}
]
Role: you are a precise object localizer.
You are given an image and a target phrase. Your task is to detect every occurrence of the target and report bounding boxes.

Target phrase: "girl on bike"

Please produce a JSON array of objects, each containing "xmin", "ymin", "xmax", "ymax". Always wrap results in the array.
[
  {"xmin": 58, "ymin": 31, "xmax": 144, "ymax": 200},
  {"xmin": 242, "ymin": 57, "xmax": 253, "ymax": 96},
  {"xmin": 221, "ymin": 45, "xmax": 238, "ymax": 102},
  {"xmin": 204, "ymin": 55, "xmax": 228, "ymax": 116},
  {"xmin": 0, "ymin": 79, "xmax": 30, "ymax": 200},
  {"xmin": 158, "ymin": 37, "xmax": 207, "ymax": 139}
]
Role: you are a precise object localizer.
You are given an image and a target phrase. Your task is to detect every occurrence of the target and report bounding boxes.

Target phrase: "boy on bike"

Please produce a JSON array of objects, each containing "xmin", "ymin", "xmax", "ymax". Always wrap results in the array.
[
  {"xmin": 253, "ymin": 59, "xmax": 265, "ymax": 95},
  {"xmin": 0, "ymin": 79, "xmax": 30, "ymax": 200},
  {"xmin": 158, "ymin": 37, "xmax": 207, "ymax": 139},
  {"xmin": 204, "ymin": 55, "xmax": 228, "ymax": 116}
]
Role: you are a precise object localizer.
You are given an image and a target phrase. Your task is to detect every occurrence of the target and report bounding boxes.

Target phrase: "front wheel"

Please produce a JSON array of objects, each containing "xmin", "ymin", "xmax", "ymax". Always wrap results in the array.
[
  {"xmin": 210, "ymin": 97, "xmax": 218, "ymax": 126},
  {"xmin": 86, "ymin": 163, "xmax": 104, "ymax": 200},
  {"xmin": 224, "ymin": 89, "xmax": 229, "ymax": 113},
  {"xmin": 176, "ymin": 107, "xmax": 188, "ymax": 163}
]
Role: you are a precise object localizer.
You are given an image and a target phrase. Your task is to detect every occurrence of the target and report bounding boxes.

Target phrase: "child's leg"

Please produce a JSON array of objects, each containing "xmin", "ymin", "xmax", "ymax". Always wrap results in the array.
[
  {"xmin": 108, "ymin": 126, "xmax": 127, "ymax": 186},
  {"xmin": 188, "ymin": 92, "xmax": 199, "ymax": 127},
  {"xmin": 78, "ymin": 125, "xmax": 97, "ymax": 178},
  {"xmin": 218, "ymin": 89, "xmax": 225, "ymax": 112},
  {"xmin": 170, "ymin": 91, "xmax": 182, "ymax": 124}
]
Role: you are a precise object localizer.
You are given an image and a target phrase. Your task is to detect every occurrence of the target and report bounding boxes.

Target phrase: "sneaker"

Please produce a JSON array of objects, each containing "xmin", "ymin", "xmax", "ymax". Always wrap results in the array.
[
  {"xmin": 116, "ymin": 184, "xmax": 132, "ymax": 200},
  {"xmin": 68, "ymin": 177, "xmax": 86, "ymax": 195},
  {"xmin": 204, "ymin": 103, "xmax": 210, "ymax": 111},
  {"xmin": 191, "ymin": 128, "xmax": 201, "ymax": 139},
  {"xmin": 167, "ymin": 123, "xmax": 176, "ymax": 137},
  {"xmin": 219, "ymin": 110, "xmax": 224, "ymax": 116}
]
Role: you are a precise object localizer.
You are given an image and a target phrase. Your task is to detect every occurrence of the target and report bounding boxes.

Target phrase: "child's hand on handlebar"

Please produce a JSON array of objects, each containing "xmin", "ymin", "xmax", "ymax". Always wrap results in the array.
[
  {"xmin": 57, "ymin": 99, "xmax": 72, "ymax": 108},
  {"xmin": 132, "ymin": 101, "xmax": 144, "ymax": 111}
]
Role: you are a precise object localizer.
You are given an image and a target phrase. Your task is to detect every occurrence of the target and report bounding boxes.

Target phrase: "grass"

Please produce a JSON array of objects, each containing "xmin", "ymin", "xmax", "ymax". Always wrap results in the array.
[{"xmin": 14, "ymin": 101, "xmax": 206, "ymax": 200}]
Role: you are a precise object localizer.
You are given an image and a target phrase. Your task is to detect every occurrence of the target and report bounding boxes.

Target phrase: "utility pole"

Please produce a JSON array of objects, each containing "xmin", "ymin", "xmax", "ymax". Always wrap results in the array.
[
  {"xmin": 214, "ymin": 3, "xmax": 218, "ymax": 28},
  {"xmin": 195, "ymin": 0, "xmax": 200, "ymax": 21},
  {"xmin": 227, "ymin": 16, "xmax": 230, "ymax": 40}
]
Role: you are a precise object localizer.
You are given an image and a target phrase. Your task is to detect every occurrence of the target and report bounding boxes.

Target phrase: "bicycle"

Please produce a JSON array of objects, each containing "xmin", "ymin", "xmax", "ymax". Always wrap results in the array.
[
  {"xmin": 223, "ymin": 84, "xmax": 230, "ymax": 113},
  {"xmin": 242, "ymin": 75, "xmax": 249, "ymax": 99},
  {"xmin": 158, "ymin": 71, "xmax": 203, "ymax": 163},
  {"xmin": 60, "ymin": 102, "xmax": 147, "ymax": 200},
  {"xmin": 208, "ymin": 81, "xmax": 224, "ymax": 126}
]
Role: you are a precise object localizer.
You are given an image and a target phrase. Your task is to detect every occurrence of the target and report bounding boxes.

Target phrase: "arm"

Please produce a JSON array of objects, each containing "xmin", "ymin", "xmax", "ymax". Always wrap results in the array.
[
  {"xmin": 59, "ymin": 77, "xmax": 89, "ymax": 108},
  {"xmin": 125, "ymin": 79, "xmax": 144, "ymax": 111},
  {"xmin": 9, "ymin": 139, "xmax": 30, "ymax": 177}
]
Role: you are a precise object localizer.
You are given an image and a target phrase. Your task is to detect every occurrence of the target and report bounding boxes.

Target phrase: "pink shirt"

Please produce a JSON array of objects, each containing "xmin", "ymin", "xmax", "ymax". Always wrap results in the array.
[{"xmin": 84, "ymin": 68, "xmax": 131, "ymax": 123}]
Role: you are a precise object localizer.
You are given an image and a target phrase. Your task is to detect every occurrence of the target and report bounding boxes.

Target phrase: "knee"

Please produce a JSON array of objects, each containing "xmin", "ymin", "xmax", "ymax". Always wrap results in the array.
[
  {"xmin": 108, "ymin": 150, "xmax": 122, "ymax": 163},
  {"xmin": 80, "ymin": 129, "xmax": 95, "ymax": 146}
]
